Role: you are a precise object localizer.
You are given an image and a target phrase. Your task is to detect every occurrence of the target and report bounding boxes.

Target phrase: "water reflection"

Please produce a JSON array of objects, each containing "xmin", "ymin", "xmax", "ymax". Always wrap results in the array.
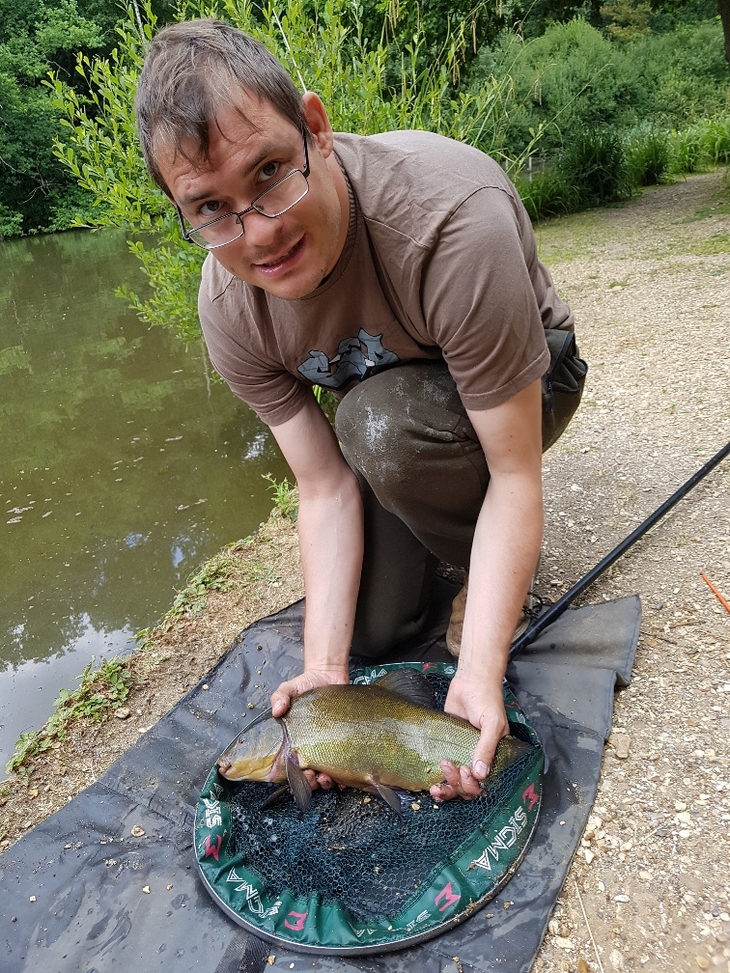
[{"xmin": 0, "ymin": 230, "xmax": 290, "ymax": 767}]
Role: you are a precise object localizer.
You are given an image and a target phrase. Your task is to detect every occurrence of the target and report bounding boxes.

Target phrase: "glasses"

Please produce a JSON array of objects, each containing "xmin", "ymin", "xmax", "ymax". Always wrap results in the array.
[{"xmin": 177, "ymin": 132, "xmax": 310, "ymax": 250}]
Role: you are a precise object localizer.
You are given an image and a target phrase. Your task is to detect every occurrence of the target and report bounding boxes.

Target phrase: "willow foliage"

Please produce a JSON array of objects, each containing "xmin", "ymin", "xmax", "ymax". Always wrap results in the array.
[{"xmin": 51, "ymin": 0, "xmax": 538, "ymax": 342}]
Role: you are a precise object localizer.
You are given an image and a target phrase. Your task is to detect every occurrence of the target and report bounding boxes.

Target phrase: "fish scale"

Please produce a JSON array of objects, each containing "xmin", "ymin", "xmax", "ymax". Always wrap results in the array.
[
  {"xmin": 219, "ymin": 681, "xmax": 530, "ymax": 793},
  {"xmin": 284, "ymin": 684, "xmax": 481, "ymax": 788}
]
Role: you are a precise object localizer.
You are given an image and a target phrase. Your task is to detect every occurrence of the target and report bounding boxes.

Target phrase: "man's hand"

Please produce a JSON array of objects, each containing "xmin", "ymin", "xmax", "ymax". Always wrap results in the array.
[
  {"xmin": 270, "ymin": 665, "xmax": 350, "ymax": 791},
  {"xmin": 270, "ymin": 665, "xmax": 350, "ymax": 718},
  {"xmin": 429, "ymin": 670, "xmax": 509, "ymax": 802}
]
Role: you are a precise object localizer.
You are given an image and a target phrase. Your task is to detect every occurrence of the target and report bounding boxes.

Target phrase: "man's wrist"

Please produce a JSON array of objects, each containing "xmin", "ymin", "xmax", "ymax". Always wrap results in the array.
[
  {"xmin": 454, "ymin": 655, "xmax": 506, "ymax": 691},
  {"xmin": 302, "ymin": 656, "xmax": 350, "ymax": 677}
]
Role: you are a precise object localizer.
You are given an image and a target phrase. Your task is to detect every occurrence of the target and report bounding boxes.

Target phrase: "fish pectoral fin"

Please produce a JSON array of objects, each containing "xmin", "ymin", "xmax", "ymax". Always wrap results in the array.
[
  {"xmin": 375, "ymin": 668, "xmax": 436, "ymax": 709},
  {"xmin": 370, "ymin": 779, "xmax": 405, "ymax": 820},
  {"xmin": 285, "ymin": 753, "xmax": 313, "ymax": 812}
]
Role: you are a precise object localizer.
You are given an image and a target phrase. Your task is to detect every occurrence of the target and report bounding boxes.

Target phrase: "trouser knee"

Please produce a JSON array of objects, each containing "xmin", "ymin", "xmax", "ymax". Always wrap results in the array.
[{"xmin": 335, "ymin": 362, "xmax": 487, "ymax": 566}]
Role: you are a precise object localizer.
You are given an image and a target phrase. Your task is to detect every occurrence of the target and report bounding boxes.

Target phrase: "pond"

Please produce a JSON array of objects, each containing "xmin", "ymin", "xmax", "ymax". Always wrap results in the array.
[{"xmin": 0, "ymin": 229, "xmax": 290, "ymax": 770}]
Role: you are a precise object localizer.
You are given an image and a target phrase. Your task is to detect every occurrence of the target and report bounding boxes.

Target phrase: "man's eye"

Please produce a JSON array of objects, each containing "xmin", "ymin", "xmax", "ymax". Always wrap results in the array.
[
  {"xmin": 199, "ymin": 200, "xmax": 221, "ymax": 219},
  {"xmin": 259, "ymin": 161, "xmax": 280, "ymax": 183}
]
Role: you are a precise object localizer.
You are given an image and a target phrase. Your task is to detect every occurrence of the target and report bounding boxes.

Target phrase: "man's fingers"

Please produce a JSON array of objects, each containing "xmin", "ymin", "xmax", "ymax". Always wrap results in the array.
[
  {"xmin": 458, "ymin": 764, "xmax": 483, "ymax": 797},
  {"xmin": 429, "ymin": 760, "xmax": 481, "ymax": 802},
  {"xmin": 472, "ymin": 721, "xmax": 508, "ymax": 780},
  {"xmin": 270, "ymin": 690, "xmax": 291, "ymax": 718},
  {"xmin": 430, "ymin": 782, "xmax": 457, "ymax": 802}
]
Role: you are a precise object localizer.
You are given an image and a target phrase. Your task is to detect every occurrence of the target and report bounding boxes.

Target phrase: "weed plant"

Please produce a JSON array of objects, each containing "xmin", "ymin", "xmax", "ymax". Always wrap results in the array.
[
  {"xmin": 165, "ymin": 557, "xmax": 236, "ymax": 624},
  {"xmin": 263, "ymin": 473, "xmax": 299, "ymax": 522},
  {"xmin": 624, "ymin": 124, "xmax": 672, "ymax": 186},
  {"xmin": 6, "ymin": 658, "xmax": 132, "ymax": 774}
]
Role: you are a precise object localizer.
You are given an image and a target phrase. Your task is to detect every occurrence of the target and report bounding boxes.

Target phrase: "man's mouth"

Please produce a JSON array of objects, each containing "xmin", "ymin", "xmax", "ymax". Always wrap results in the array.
[{"xmin": 254, "ymin": 237, "xmax": 304, "ymax": 273}]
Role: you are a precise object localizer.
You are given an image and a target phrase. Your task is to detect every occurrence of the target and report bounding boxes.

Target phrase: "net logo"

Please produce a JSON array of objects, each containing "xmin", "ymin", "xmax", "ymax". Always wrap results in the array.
[
  {"xmin": 434, "ymin": 881, "xmax": 461, "ymax": 913},
  {"xmin": 203, "ymin": 835, "xmax": 223, "ymax": 861},
  {"xmin": 470, "ymin": 805, "xmax": 529, "ymax": 872},
  {"xmin": 522, "ymin": 783, "xmax": 540, "ymax": 811},
  {"xmin": 226, "ymin": 869, "xmax": 282, "ymax": 919},
  {"xmin": 284, "ymin": 910, "xmax": 308, "ymax": 931},
  {"xmin": 202, "ymin": 797, "xmax": 223, "ymax": 829}
]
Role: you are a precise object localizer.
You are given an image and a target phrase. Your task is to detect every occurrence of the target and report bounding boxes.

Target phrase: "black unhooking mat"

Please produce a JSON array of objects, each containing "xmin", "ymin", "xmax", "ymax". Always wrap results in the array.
[{"xmin": 0, "ymin": 585, "xmax": 640, "ymax": 973}]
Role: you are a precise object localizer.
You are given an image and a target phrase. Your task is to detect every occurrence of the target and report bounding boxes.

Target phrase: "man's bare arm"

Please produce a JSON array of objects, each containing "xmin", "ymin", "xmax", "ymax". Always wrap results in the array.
[
  {"xmin": 267, "ymin": 395, "xmax": 363, "ymax": 716},
  {"xmin": 431, "ymin": 378, "xmax": 543, "ymax": 801}
]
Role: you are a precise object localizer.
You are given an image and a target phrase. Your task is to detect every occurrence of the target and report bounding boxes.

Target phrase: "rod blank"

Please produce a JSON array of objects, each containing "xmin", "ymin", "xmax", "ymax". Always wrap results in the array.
[{"xmin": 510, "ymin": 439, "xmax": 730, "ymax": 657}]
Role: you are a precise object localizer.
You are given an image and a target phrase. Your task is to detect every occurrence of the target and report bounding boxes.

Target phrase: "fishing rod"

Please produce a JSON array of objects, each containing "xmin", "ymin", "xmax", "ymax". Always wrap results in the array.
[{"xmin": 509, "ymin": 438, "xmax": 730, "ymax": 657}]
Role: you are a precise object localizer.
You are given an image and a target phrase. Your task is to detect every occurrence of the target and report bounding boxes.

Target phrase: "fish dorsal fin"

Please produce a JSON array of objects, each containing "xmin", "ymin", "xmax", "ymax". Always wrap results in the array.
[{"xmin": 375, "ymin": 669, "xmax": 436, "ymax": 709}]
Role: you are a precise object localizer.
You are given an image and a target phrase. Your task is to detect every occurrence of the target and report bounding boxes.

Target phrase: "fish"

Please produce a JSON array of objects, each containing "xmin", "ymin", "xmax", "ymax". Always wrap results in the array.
[{"xmin": 216, "ymin": 669, "xmax": 532, "ymax": 814}]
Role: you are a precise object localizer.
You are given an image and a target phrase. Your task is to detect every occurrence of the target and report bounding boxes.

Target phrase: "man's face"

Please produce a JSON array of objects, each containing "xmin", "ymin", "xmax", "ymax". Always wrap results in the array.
[{"xmin": 157, "ymin": 94, "xmax": 348, "ymax": 300}]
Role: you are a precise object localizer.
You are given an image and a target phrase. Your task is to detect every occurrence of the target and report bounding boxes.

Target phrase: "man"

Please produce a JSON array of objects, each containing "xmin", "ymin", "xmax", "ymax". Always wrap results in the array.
[{"xmin": 135, "ymin": 19, "xmax": 585, "ymax": 801}]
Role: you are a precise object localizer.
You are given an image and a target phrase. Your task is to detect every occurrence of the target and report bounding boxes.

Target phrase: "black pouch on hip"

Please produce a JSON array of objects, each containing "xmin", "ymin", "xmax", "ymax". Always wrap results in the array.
[{"xmin": 541, "ymin": 329, "xmax": 588, "ymax": 451}]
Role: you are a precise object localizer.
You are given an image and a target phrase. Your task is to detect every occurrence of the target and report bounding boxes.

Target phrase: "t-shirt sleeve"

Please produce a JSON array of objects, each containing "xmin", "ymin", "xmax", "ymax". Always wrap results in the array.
[
  {"xmin": 421, "ymin": 187, "xmax": 552, "ymax": 411},
  {"xmin": 198, "ymin": 262, "xmax": 310, "ymax": 427}
]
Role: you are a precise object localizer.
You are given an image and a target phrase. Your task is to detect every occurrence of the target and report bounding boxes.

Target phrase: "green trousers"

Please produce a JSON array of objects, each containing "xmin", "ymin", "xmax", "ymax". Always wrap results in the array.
[{"xmin": 335, "ymin": 337, "xmax": 587, "ymax": 658}]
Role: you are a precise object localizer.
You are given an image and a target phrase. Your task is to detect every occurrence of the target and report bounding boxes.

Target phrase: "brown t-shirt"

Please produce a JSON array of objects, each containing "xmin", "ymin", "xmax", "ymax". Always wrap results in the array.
[{"xmin": 198, "ymin": 130, "xmax": 574, "ymax": 427}]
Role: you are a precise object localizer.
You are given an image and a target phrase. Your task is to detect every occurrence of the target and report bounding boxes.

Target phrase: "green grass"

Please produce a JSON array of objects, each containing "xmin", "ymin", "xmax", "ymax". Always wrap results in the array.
[
  {"xmin": 6, "ymin": 657, "xmax": 132, "ymax": 775},
  {"xmin": 680, "ymin": 234, "xmax": 730, "ymax": 255}
]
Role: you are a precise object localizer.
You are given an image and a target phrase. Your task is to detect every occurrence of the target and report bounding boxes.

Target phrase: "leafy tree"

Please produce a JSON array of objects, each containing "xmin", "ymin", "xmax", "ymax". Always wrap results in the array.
[
  {"xmin": 600, "ymin": 0, "xmax": 653, "ymax": 40},
  {"xmin": 0, "ymin": 0, "xmax": 105, "ymax": 234}
]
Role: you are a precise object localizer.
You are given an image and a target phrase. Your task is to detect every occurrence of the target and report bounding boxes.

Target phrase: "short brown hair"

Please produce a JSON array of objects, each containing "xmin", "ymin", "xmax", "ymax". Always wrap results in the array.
[{"xmin": 135, "ymin": 19, "xmax": 308, "ymax": 193}]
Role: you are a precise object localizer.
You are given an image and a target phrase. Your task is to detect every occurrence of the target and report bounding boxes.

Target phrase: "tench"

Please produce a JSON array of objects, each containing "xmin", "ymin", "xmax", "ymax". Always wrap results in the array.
[{"xmin": 217, "ymin": 670, "xmax": 531, "ymax": 813}]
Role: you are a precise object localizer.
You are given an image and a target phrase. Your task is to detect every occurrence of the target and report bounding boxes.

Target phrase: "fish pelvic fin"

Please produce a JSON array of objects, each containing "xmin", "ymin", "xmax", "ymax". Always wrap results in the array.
[
  {"xmin": 261, "ymin": 784, "xmax": 291, "ymax": 810},
  {"xmin": 281, "ymin": 724, "xmax": 312, "ymax": 812},
  {"xmin": 369, "ymin": 779, "xmax": 406, "ymax": 820}
]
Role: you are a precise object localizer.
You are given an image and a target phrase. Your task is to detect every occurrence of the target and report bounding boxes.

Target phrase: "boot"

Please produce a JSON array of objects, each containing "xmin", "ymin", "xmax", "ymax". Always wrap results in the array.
[{"xmin": 445, "ymin": 560, "xmax": 539, "ymax": 658}]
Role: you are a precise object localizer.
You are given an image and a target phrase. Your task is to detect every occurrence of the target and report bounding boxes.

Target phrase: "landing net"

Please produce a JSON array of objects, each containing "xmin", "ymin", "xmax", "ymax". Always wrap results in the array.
[{"xmin": 195, "ymin": 662, "xmax": 543, "ymax": 954}]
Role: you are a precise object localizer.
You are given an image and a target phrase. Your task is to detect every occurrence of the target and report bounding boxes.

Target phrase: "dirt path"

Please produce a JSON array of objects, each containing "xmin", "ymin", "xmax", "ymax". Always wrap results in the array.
[
  {"xmin": 1, "ymin": 172, "xmax": 729, "ymax": 972},
  {"xmin": 532, "ymin": 171, "xmax": 730, "ymax": 973}
]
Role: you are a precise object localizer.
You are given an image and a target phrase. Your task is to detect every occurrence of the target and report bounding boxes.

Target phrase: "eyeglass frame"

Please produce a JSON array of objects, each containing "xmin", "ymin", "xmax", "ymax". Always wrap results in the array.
[{"xmin": 175, "ymin": 129, "xmax": 311, "ymax": 251}]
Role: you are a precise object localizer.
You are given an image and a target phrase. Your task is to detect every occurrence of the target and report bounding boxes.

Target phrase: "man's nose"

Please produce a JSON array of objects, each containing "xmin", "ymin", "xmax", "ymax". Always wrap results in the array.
[{"xmin": 240, "ymin": 209, "xmax": 282, "ymax": 249}]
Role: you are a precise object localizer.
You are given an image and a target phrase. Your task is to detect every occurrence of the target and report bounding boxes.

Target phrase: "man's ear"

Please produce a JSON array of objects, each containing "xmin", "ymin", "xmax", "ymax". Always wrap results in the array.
[{"xmin": 302, "ymin": 92, "xmax": 335, "ymax": 158}]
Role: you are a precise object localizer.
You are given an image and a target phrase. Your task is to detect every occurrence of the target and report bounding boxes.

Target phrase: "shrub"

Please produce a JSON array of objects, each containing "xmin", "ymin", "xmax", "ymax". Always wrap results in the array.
[
  {"xmin": 669, "ymin": 125, "xmax": 709, "ymax": 174},
  {"xmin": 624, "ymin": 124, "xmax": 672, "ymax": 186},
  {"xmin": 556, "ymin": 127, "xmax": 633, "ymax": 209},
  {"xmin": 514, "ymin": 169, "xmax": 573, "ymax": 221},
  {"xmin": 701, "ymin": 115, "xmax": 730, "ymax": 165},
  {"xmin": 470, "ymin": 19, "xmax": 639, "ymax": 158}
]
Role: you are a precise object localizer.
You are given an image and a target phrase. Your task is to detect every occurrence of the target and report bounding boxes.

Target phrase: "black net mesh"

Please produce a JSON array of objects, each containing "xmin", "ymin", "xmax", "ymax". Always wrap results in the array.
[{"xmin": 225, "ymin": 674, "xmax": 536, "ymax": 923}]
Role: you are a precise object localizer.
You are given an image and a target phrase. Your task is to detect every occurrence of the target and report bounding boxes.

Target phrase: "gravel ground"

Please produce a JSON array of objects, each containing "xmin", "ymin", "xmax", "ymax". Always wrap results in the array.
[
  {"xmin": 1, "ymin": 171, "xmax": 728, "ymax": 972},
  {"xmin": 532, "ymin": 170, "xmax": 730, "ymax": 973}
]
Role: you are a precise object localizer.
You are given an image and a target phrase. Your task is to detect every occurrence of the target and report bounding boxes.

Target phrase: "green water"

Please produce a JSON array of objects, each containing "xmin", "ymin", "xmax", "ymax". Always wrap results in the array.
[{"xmin": 0, "ymin": 229, "xmax": 290, "ymax": 768}]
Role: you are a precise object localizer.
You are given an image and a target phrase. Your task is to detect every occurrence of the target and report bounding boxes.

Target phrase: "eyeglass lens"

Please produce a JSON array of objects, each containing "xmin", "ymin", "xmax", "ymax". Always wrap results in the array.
[{"xmin": 188, "ymin": 170, "xmax": 309, "ymax": 249}]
